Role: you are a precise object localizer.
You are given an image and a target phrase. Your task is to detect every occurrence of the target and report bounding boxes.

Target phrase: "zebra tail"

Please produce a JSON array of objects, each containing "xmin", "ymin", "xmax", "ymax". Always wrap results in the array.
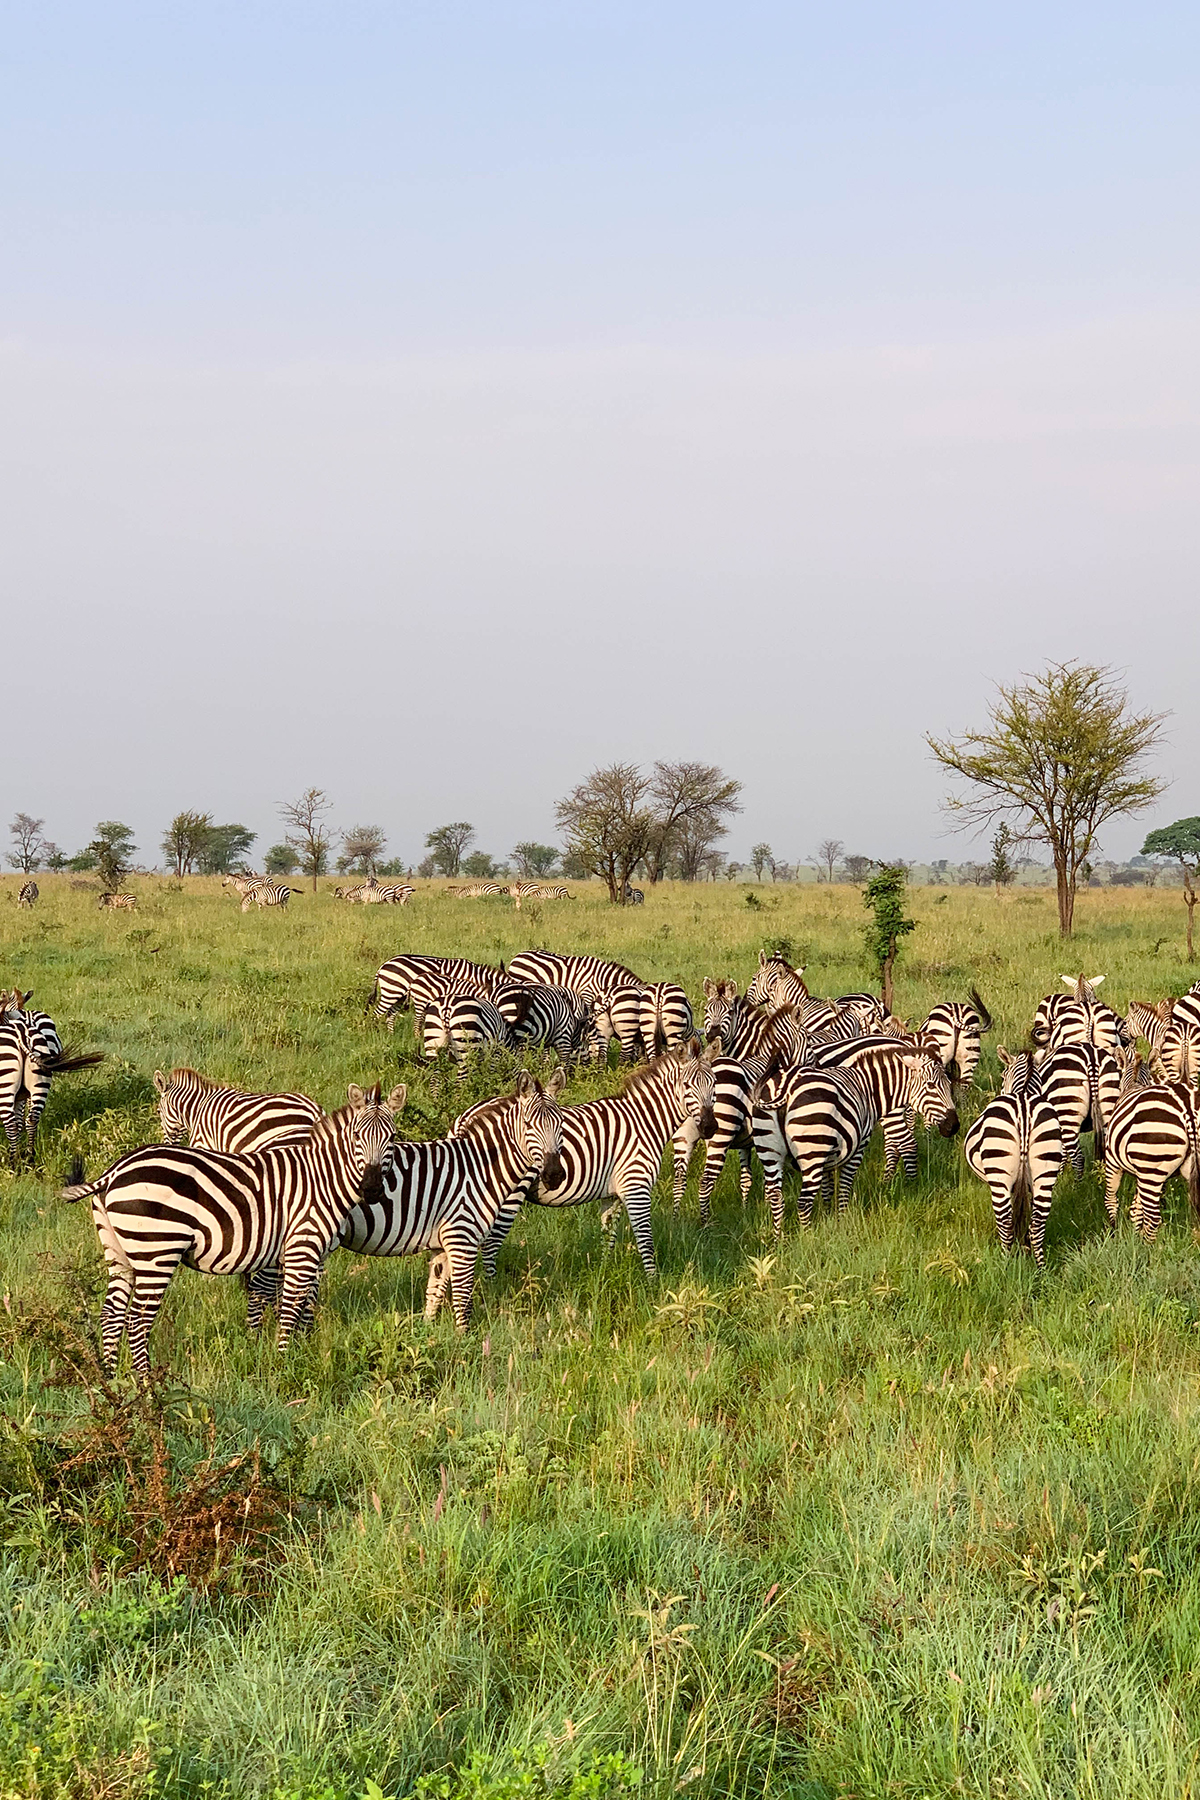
[
  {"xmin": 1188, "ymin": 1110, "xmax": 1200, "ymax": 1222},
  {"xmin": 969, "ymin": 986, "xmax": 993, "ymax": 1034},
  {"xmin": 61, "ymin": 1154, "xmax": 98, "ymax": 1203},
  {"xmin": 41, "ymin": 1049, "xmax": 105, "ymax": 1075},
  {"xmin": 1087, "ymin": 1055, "xmax": 1105, "ymax": 1164}
]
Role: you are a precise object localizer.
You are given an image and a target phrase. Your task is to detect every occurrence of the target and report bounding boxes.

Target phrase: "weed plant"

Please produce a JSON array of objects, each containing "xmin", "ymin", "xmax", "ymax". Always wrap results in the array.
[{"xmin": 1, "ymin": 876, "xmax": 1199, "ymax": 1798}]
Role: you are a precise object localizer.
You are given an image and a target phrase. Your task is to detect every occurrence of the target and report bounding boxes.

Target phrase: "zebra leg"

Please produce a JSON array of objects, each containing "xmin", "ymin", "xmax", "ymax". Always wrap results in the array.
[
  {"xmin": 755, "ymin": 1148, "xmax": 787, "ymax": 1238},
  {"xmin": 123, "ymin": 1259, "xmax": 179, "ymax": 1379},
  {"xmin": 617, "ymin": 1186, "xmax": 657, "ymax": 1278},
  {"xmin": 480, "ymin": 1199, "xmax": 522, "ymax": 1282},
  {"xmin": 424, "ymin": 1253, "xmax": 451, "ymax": 1320},
  {"xmin": 99, "ymin": 1266, "xmax": 134, "ymax": 1371},
  {"xmin": 441, "ymin": 1230, "xmax": 480, "ymax": 1330},
  {"xmin": 738, "ymin": 1147, "xmax": 753, "ymax": 1204},
  {"xmin": 988, "ymin": 1179, "xmax": 1016, "ymax": 1255},
  {"xmin": 1103, "ymin": 1161, "xmax": 1124, "ymax": 1228},
  {"xmin": 1133, "ymin": 1175, "xmax": 1168, "ymax": 1243},
  {"xmin": 275, "ymin": 1246, "xmax": 324, "ymax": 1350},
  {"xmin": 246, "ymin": 1266, "xmax": 279, "ymax": 1331},
  {"xmin": 835, "ymin": 1145, "xmax": 869, "ymax": 1213},
  {"xmin": 1029, "ymin": 1171, "xmax": 1057, "ymax": 1269},
  {"xmin": 696, "ymin": 1145, "xmax": 734, "ymax": 1227},
  {"xmin": 672, "ymin": 1120, "xmax": 699, "ymax": 1217},
  {"xmin": 1061, "ymin": 1120, "xmax": 1083, "ymax": 1177}
]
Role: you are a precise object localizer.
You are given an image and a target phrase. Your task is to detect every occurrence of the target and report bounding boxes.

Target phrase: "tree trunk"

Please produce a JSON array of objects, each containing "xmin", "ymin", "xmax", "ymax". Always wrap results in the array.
[
  {"xmin": 1055, "ymin": 859, "xmax": 1075, "ymax": 937},
  {"xmin": 1187, "ymin": 887, "xmax": 1196, "ymax": 962},
  {"xmin": 882, "ymin": 947, "xmax": 895, "ymax": 1015}
]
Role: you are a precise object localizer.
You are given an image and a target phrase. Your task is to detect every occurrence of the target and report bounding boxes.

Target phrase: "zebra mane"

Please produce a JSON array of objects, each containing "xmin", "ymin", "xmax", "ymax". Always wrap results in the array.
[
  {"xmin": 170, "ymin": 1066, "xmax": 219, "ymax": 1089},
  {"xmin": 619, "ymin": 1052, "xmax": 693, "ymax": 1096}
]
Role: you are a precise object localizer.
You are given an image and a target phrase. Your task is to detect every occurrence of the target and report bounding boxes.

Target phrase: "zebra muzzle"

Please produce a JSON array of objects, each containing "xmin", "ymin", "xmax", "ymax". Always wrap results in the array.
[
  {"xmin": 698, "ymin": 1107, "xmax": 717, "ymax": 1140},
  {"xmin": 541, "ymin": 1153, "xmax": 565, "ymax": 1191},
  {"xmin": 938, "ymin": 1109, "xmax": 960, "ymax": 1138}
]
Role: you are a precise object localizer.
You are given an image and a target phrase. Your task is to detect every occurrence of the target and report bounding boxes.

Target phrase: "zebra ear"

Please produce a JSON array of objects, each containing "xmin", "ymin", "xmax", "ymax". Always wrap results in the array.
[
  {"xmin": 347, "ymin": 1084, "xmax": 366, "ymax": 1107},
  {"xmin": 1060, "ymin": 975, "xmax": 1077, "ymax": 989},
  {"xmin": 1089, "ymin": 975, "xmax": 1106, "ymax": 987},
  {"xmin": 386, "ymin": 1084, "xmax": 407, "ymax": 1114},
  {"xmin": 997, "ymin": 1046, "xmax": 1011, "ymax": 1065},
  {"xmin": 727, "ymin": 980, "xmax": 739, "ymax": 999},
  {"xmin": 546, "ymin": 1066, "xmax": 567, "ymax": 1098},
  {"xmin": 703, "ymin": 978, "xmax": 717, "ymax": 999},
  {"xmin": 758, "ymin": 950, "xmax": 768, "ymax": 967},
  {"xmin": 153, "ymin": 1070, "xmax": 168, "ymax": 1094},
  {"xmin": 515, "ymin": 1070, "xmax": 536, "ymax": 1097}
]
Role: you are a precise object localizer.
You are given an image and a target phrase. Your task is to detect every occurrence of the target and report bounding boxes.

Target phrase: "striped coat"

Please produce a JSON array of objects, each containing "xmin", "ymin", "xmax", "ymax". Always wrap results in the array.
[
  {"xmin": 590, "ymin": 985, "xmax": 649, "ymax": 1065},
  {"xmin": 963, "ymin": 1049, "xmax": 1063, "ymax": 1265},
  {"xmin": 17, "ymin": 881, "xmax": 37, "ymax": 908},
  {"xmin": 0, "ymin": 992, "xmax": 101, "ymax": 1157},
  {"xmin": 702, "ymin": 980, "xmax": 809, "ymax": 1067},
  {"xmin": 421, "ymin": 982, "xmax": 514, "ymax": 1062},
  {"xmin": 62, "ymin": 1084, "xmax": 404, "ymax": 1374},
  {"xmin": 751, "ymin": 1064, "xmax": 879, "ymax": 1236},
  {"xmin": 472, "ymin": 1041, "xmax": 718, "ymax": 1280},
  {"xmin": 1031, "ymin": 977, "xmax": 1127, "ymax": 1061},
  {"xmin": 153, "ymin": 1067, "xmax": 324, "ymax": 1153},
  {"xmin": 809, "ymin": 1037, "xmax": 960, "ymax": 1178},
  {"xmin": 506, "ymin": 951, "xmax": 645, "ymax": 1002},
  {"xmin": 919, "ymin": 988, "xmax": 992, "ymax": 1093},
  {"xmin": 673, "ymin": 1051, "xmax": 774, "ymax": 1224},
  {"xmin": 639, "ymin": 982, "xmax": 695, "ymax": 1057},
  {"xmin": 491, "ymin": 983, "xmax": 594, "ymax": 1062},
  {"xmin": 371, "ymin": 954, "xmax": 507, "ymax": 1030},
  {"xmin": 1035, "ymin": 1043, "xmax": 1119, "ymax": 1173},
  {"xmin": 1103, "ymin": 1081, "xmax": 1200, "ymax": 1240},
  {"xmin": 98, "ymin": 892, "xmax": 137, "ymax": 910},
  {"xmin": 341, "ymin": 1071, "xmax": 567, "ymax": 1329}
]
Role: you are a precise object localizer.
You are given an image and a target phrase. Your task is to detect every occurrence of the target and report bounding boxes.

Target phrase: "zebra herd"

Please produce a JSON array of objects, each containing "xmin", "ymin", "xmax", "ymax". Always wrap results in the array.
[{"xmin": 28, "ymin": 944, "xmax": 1200, "ymax": 1379}]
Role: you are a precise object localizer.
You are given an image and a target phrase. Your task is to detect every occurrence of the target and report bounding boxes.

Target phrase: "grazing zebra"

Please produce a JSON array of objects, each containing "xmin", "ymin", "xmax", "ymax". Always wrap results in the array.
[
  {"xmin": 491, "ymin": 983, "xmax": 593, "ymax": 1062},
  {"xmin": 454, "ymin": 882, "xmax": 504, "ymax": 899},
  {"xmin": 809, "ymin": 1037, "xmax": 959, "ymax": 1177},
  {"xmin": 702, "ymin": 979, "xmax": 809, "ymax": 1067},
  {"xmin": 61, "ymin": 1083, "xmax": 404, "ymax": 1374},
  {"xmin": 1031, "ymin": 976, "xmax": 1127, "ymax": 1061},
  {"xmin": 17, "ymin": 881, "xmax": 37, "ymax": 908},
  {"xmin": 0, "ymin": 992, "xmax": 102, "ymax": 1157},
  {"xmin": 532, "ymin": 885, "xmax": 573, "ymax": 900},
  {"xmin": 422, "ymin": 982, "xmax": 514, "ymax": 1063},
  {"xmin": 359, "ymin": 883, "xmax": 414, "ymax": 905},
  {"xmin": 371, "ymin": 954, "xmax": 507, "ymax": 1030},
  {"xmin": 751, "ymin": 1064, "xmax": 879, "ymax": 1236},
  {"xmin": 334, "ymin": 884, "xmax": 367, "ymax": 902},
  {"xmin": 963, "ymin": 1048, "xmax": 1063, "ymax": 1266},
  {"xmin": 673, "ymin": 1050, "xmax": 776, "ymax": 1224},
  {"xmin": 153, "ymin": 1067, "xmax": 324, "ymax": 1153},
  {"xmin": 1103, "ymin": 1080, "xmax": 1200, "ymax": 1240},
  {"xmin": 639, "ymin": 982, "xmax": 695, "ymax": 1057},
  {"xmin": 919, "ymin": 988, "xmax": 993, "ymax": 1094},
  {"xmin": 1035, "ymin": 1043, "xmax": 1120, "ymax": 1173},
  {"xmin": 340, "ymin": 1070, "xmax": 567, "ymax": 1330},
  {"xmin": 222, "ymin": 874, "xmax": 297, "ymax": 911},
  {"xmin": 622, "ymin": 884, "xmax": 645, "ymax": 905},
  {"xmin": 98, "ymin": 892, "xmax": 137, "ymax": 910},
  {"xmin": 506, "ymin": 951, "xmax": 646, "ymax": 1001},
  {"xmin": 589, "ymin": 986, "xmax": 646, "ymax": 1065},
  {"xmin": 469, "ymin": 1040, "xmax": 718, "ymax": 1280}
]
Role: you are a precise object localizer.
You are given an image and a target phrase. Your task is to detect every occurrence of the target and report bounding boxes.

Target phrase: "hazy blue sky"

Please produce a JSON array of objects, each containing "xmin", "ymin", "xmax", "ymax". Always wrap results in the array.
[{"xmin": 4, "ymin": 2, "xmax": 1197, "ymax": 869}]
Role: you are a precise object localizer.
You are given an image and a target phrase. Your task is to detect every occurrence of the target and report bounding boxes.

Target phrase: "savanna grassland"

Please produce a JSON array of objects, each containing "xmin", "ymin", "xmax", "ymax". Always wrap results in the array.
[{"xmin": 3, "ymin": 875, "xmax": 1200, "ymax": 1800}]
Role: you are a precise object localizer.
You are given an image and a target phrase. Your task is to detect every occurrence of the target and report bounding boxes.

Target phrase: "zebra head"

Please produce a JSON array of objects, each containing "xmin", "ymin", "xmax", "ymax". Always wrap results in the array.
[
  {"xmin": 514, "ymin": 1068, "xmax": 566, "ymax": 1189},
  {"xmin": 669, "ymin": 1035, "xmax": 718, "ymax": 1138},
  {"xmin": 702, "ymin": 978, "xmax": 739, "ymax": 1050},
  {"xmin": 154, "ymin": 1066, "xmax": 203, "ymax": 1143},
  {"xmin": 747, "ymin": 952, "xmax": 809, "ymax": 1010},
  {"xmin": 900, "ymin": 1052, "xmax": 959, "ymax": 1137},
  {"xmin": 996, "ymin": 1046, "xmax": 1039, "ymax": 1095},
  {"xmin": 345, "ymin": 1081, "xmax": 407, "ymax": 1177},
  {"xmin": 1113, "ymin": 1044, "xmax": 1159, "ymax": 1095}
]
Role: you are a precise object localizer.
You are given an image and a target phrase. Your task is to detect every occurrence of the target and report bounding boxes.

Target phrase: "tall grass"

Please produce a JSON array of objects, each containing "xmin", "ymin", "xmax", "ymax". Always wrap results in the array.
[{"xmin": 1, "ymin": 875, "xmax": 1199, "ymax": 1798}]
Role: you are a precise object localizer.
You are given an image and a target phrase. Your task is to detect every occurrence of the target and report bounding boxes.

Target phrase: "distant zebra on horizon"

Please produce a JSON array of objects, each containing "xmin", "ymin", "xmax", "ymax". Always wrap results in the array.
[
  {"xmin": 454, "ymin": 882, "xmax": 504, "ymax": 899},
  {"xmin": 359, "ymin": 882, "xmax": 414, "ymax": 905},
  {"xmin": 17, "ymin": 881, "xmax": 37, "ymax": 908}
]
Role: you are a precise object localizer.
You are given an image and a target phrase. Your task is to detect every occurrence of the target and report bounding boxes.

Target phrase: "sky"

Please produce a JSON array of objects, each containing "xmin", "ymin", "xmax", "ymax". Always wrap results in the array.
[{"xmin": 3, "ymin": 1, "xmax": 1198, "ymax": 870}]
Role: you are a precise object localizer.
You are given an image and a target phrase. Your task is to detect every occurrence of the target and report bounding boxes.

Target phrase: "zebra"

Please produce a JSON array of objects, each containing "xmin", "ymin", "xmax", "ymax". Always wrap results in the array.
[
  {"xmin": 1031, "ymin": 976, "xmax": 1127, "ymax": 1062},
  {"xmin": 334, "ymin": 884, "xmax": 367, "ymax": 902},
  {"xmin": 422, "ymin": 982, "xmax": 514, "ymax": 1063},
  {"xmin": 1103, "ymin": 1080, "xmax": 1200, "ymax": 1240},
  {"xmin": 963, "ymin": 1048, "xmax": 1063, "ymax": 1266},
  {"xmin": 506, "ymin": 952, "xmax": 646, "ymax": 1001},
  {"xmin": 339, "ymin": 1070, "xmax": 567, "ymax": 1330},
  {"xmin": 751, "ymin": 1064, "xmax": 880, "ymax": 1236},
  {"xmin": 1155, "ymin": 991, "xmax": 1200, "ymax": 1086},
  {"xmin": 532, "ymin": 885, "xmax": 573, "ymax": 900},
  {"xmin": 454, "ymin": 882, "xmax": 504, "ymax": 899},
  {"xmin": 672, "ymin": 1050, "xmax": 777, "ymax": 1224},
  {"xmin": 702, "ymin": 979, "xmax": 809, "ymax": 1067},
  {"xmin": 490, "ymin": 983, "xmax": 594, "ymax": 1062},
  {"xmin": 466, "ymin": 1039, "xmax": 718, "ymax": 1281},
  {"xmin": 61, "ymin": 1083, "xmax": 405, "ymax": 1374},
  {"xmin": 359, "ymin": 883, "xmax": 414, "ymax": 905},
  {"xmin": 222, "ymin": 875, "xmax": 297, "ymax": 911},
  {"xmin": 639, "ymin": 982, "xmax": 695, "ymax": 1057},
  {"xmin": 0, "ymin": 992, "xmax": 102, "ymax": 1158},
  {"xmin": 590, "ymin": 985, "xmax": 647, "ymax": 1065},
  {"xmin": 623, "ymin": 885, "xmax": 645, "ymax": 905},
  {"xmin": 98, "ymin": 892, "xmax": 137, "ymax": 910},
  {"xmin": 17, "ymin": 881, "xmax": 37, "ymax": 908},
  {"xmin": 370, "ymin": 954, "xmax": 507, "ymax": 1030},
  {"xmin": 746, "ymin": 952, "xmax": 811, "ymax": 1010},
  {"xmin": 1035, "ymin": 1043, "xmax": 1121, "ymax": 1174},
  {"xmin": 153, "ymin": 1067, "xmax": 325, "ymax": 1153},
  {"xmin": 919, "ymin": 988, "xmax": 993, "ymax": 1095},
  {"xmin": 808, "ymin": 1037, "xmax": 960, "ymax": 1177}
]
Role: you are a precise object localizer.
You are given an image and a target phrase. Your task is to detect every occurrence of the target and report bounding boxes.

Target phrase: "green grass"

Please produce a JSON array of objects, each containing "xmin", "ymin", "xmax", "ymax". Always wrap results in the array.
[{"xmin": 2, "ymin": 874, "xmax": 1200, "ymax": 1799}]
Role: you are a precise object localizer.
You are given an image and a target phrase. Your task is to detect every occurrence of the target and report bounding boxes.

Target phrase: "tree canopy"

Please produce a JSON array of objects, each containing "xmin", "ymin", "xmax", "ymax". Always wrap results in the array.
[
  {"xmin": 928, "ymin": 662, "xmax": 1166, "ymax": 936},
  {"xmin": 424, "ymin": 823, "xmax": 475, "ymax": 878}
]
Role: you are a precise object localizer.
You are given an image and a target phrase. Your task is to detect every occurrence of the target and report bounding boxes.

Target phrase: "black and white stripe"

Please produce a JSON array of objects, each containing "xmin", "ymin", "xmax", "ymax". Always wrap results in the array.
[
  {"xmin": 702, "ymin": 979, "xmax": 808, "ymax": 1067},
  {"xmin": 491, "ymin": 983, "xmax": 594, "ymax": 1062},
  {"xmin": 638, "ymin": 981, "xmax": 695, "ymax": 1057},
  {"xmin": 0, "ymin": 991, "xmax": 101, "ymax": 1158},
  {"xmin": 17, "ymin": 881, "xmax": 37, "ymax": 908},
  {"xmin": 589, "ymin": 986, "xmax": 646, "ymax": 1065},
  {"xmin": 919, "ymin": 988, "xmax": 993, "ymax": 1094},
  {"xmin": 98, "ymin": 892, "xmax": 137, "ymax": 910},
  {"xmin": 153, "ymin": 1066, "xmax": 324, "ymax": 1153},
  {"xmin": 341, "ymin": 1070, "xmax": 567, "ymax": 1329},
  {"xmin": 62, "ymin": 1083, "xmax": 404, "ymax": 1374},
  {"xmin": 422, "ymin": 982, "xmax": 514, "ymax": 1062},
  {"xmin": 1035, "ymin": 1043, "xmax": 1119, "ymax": 1173},
  {"xmin": 1103, "ymin": 1081, "xmax": 1200, "ymax": 1240},
  {"xmin": 506, "ymin": 952, "xmax": 646, "ymax": 1001},
  {"xmin": 808, "ymin": 1037, "xmax": 960, "ymax": 1177},
  {"xmin": 358, "ymin": 882, "xmax": 414, "ymax": 905},
  {"xmin": 751, "ymin": 1064, "xmax": 877, "ymax": 1235},
  {"xmin": 746, "ymin": 952, "xmax": 811, "ymax": 1010},
  {"xmin": 472, "ymin": 1040, "xmax": 718, "ymax": 1279},
  {"xmin": 1031, "ymin": 976, "xmax": 1128, "ymax": 1061},
  {"xmin": 672, "ymin": 1051, "xmax": 774, "ymax": 1224},
  {"xmin": 963, "ymin": 1048, "xmax": 1063, "ymax": 1265},
  {"xmin": 222, "ymin": 875, "xmax": 297, "ymax": 911},
  {"xmin": 371, "ymin": 954, "xmax": 507, "ymax": 1030}
]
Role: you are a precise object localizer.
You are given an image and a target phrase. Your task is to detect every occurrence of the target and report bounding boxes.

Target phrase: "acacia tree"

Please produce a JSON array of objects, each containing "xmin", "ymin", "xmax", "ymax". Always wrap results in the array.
[
  {"xmin": 556, "ymin": 764, "xmax": 656, "ymax": 904},
  {"xmin": 88, "ymin": 821, "xmax": 136, "ymax": 894},
  {"xmin": 512, "ymin": 842, "xmax": 560, "ymax": 878},
  {"xmin": 928, "ymin": 663, "xmax": 1166, "ymax": 937},
  {"xmin": 1143, "ymin": 818, "xmax": 1200, "ymax": 961},
  {"xmin": 990, "ymin": 823, "xmax": 1016, "ymax": 893},
  {"xmin": 341, "ymin": 825, "xmax": 387, "ymax": 876},
  {"xmin": 279, "ymin": 788, "xmax": 333, "ymax": 890},
  {"xmin": 646, "ymin": 761, "xmax": 742, "ymax": 883},
  {"xmin": 862, "ymin": 865, "xmax": 916, "ymax": 1013},
  {"xmin": 843, "ymin": 854, "xmax": 873, "ymax": 883},
  {"xmin": 197, "ymin": 825, "xmax": 256, "ymax": 875},
  {"xmin": 750, "ymin": 843, "xmax": 774, "ymax": 883},
  {"xmin": 161, "ymin": 810, "xmax": 213, "ymax": 877},
  {"xmin": 815, "ymin": 838, "xmax": 844, "ymax": 884},
  {"xmin": 7, "ymin": 814, "xmax": 47, "ymax": 873},
  {"xmin": 425, "ymin": 823, "xmax": 475, "ymax": 878}
]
